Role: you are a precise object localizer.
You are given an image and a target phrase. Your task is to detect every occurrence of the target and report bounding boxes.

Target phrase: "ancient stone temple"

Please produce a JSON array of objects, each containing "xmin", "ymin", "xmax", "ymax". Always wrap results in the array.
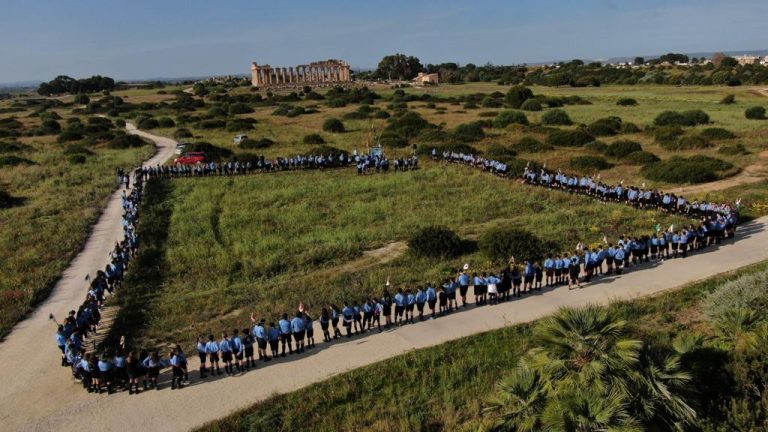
[{"xmin": 251, "ymin": 59, "xmax": 352, "ymax": 87}]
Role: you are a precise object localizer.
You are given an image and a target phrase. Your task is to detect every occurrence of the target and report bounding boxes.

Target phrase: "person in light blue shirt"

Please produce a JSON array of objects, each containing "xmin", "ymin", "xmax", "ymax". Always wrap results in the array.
[
  {"xmin": 457, "ymin": 271, "xmax": 471, "ymax": 307},
  {"xmin": 305, "ymin": 313, "xmax": 315, "ymax": 348},
  {"xmin": 291, "ymin": 311, "xmax": 306, "ymax": 353},
  {"xmin": 544, "ymin": 255, "xmax": 555, "ymax": 287},
  {"xmin": 415, "ymin": 287, "xmax": 427, "ymax": 321},
  {"xmin": 394, "ymin": 288, "xmax": 406, "ymax": 325},
  {"xmin": 614, "ymin": 247, "xmax": 626, "ymax": 275},
  {"xmin": 679, "ymin": 230, "xmax": 689, "ymax": 258},
  {"xmin": 523, "ymin": 261, "xmax": 535, "ymax": 293},
  {"xmin": 205, "ymin": 334, "xmax": 221, "ymax": 376},
  {"xmin": 252, "ymin": 318, "xmax": 268, "ymax": 361},
  {"xmin": 568, "ymin": 254, "xmax": 581, "ymax": 290},
  {"xmin": 219, "ymin": 332, "xmax": 234, "ymax": 375},
  {"xmin": 473, "ymin": 273, "xmax": 486, "ymax": 305},
  {"xmin": 672, "ymin": 232, "xmax": 681, "ymax": 258},
  {"xmin": 405, "ymin": 289, "xmax": 416, "ymax": 324},
  {"xmin": 342, "ymin": 302, "xmax": 355, "ymax": 337},
  {"xmin": 232, "ymin": 329, "xmax": 245, "ymax": 372},
  {"xmin": 554, "ymin": 256, "xmax": 564, "ymax": 285},
  {"xmin": 362, "ymin": 300, "xmax": 373, "ymax": 332},
  {"xmin": 196, "ymin": 335, "xmax": 208, "ymax": 378},
  {"xmin": 55, "ymin": 326, "xmax": 67, "ymax": 366},
  {"xmin": 278, "ymin": 313, "xmax": 293, "ymax": 356},
  {"xmin": 424, "ymin": 284, "xmax": 438, "ymax": 318},
  {"xmin": 95, "ymin": 355, "xmax": 113, "ymax": 394},
  {"xmin": 268, "ymin": 322, "xmax": 280, "ymax": 359}
]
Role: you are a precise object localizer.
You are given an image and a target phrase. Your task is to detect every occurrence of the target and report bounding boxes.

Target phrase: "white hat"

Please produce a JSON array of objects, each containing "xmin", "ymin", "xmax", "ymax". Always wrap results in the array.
[{"xmin": 463, "ymin": 263, "xmax": 470, "ymax": 270}]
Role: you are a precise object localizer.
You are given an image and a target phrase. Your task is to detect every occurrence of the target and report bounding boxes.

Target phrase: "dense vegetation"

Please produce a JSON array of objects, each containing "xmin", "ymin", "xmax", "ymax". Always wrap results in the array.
[{"xmin": 37, "ymin": 75, "xmax": 116, "ymax": 96}]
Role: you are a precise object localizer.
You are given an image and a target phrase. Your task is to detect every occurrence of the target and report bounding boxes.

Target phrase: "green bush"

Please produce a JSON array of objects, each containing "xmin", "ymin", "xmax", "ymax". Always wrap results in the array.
[
  {"xmin": 745, "ymin": 106, "xmax": 766, "ymax": 120},
  {"xmin": 379, "ymin": 130, "xmax": 408, "ymax": 148},
  {"xmin": 453, "ymin": 122, "xmax": 485, "ymax": 142},
  {"xmin": 306, "ymin": 145, "xmax": 346, "ymax": 157},
  {"xmin": 683, "ymin": 109, "xmax": 710, "ymax": 125},
  {"xmin": 343, "ymin": 111, "xmax": 369, "ymax": 120},
  {"xmin": 480, "ymin": 225, "xmax": 549, "ymax": 263},
  {"xmin": 569, "ymin": 155, "xmax": 614, "ymax": 171},
  {"xmin": 587, "ymin": 117, "xmax": 622, "ymax": 136},
  {"xmin": 137, "ymin": 117, "xmax": 159, "ymax": 130},
  {"xmin": 654, "ymin": 110, "xmax": 709, "ymax": 126},
  {"xmin": 385, "ymin": 111, "xmax": 435, "ymax": 139},
  {"xmin": 720, "ymin": 94, "xmax": 736, "ymax": 105},
  {"xmin": 408, "ymin": 225, "xmax": 463, "ymax": 258},
  {"xmin": 616, "ymin": 98, "xmax": 638, "ymax": 106},
  {"xmin": 478, "ymin": 111, "xmax": 499, "ymax": 118},
  {"xmin": 115, "ymin": 118, "xmax": 126, "ymax": 128},
  {"xmin": 662, "ymin": 135, "xmax": 712, "ymax": 151},
  {"xmin": 505, "ymin": 85, "xmax": 534, "ymax": 108},
  {"xmin": 373, "ymin": 110, "xmax": 391, "ymax": 119},
  {"xmin": 38, "ymin": 119, "xmax": 61, "ymax": 135},
  {"xmin": 604, "ymin": 140, "xmax": 642, "ymax": 158},
  {"xmin": 196, "ymin": 119, "xmax": 226, "ymax": 130},
  {"xmin": 493, "ymin": 110, "xmax": 529, "ymax": 128},
  {"xmin": 642, "ymin": 155, "xmax": 733, "ymax": 184},
  {"xmin": 302, "ymin": 134, "xmax": 325, "ymax": 145},
  {"xmin": 0, "ymin": 141, "xmax": 29, "ymax": 153},
  {"xmin": 653, "ymin": 125, "xmax": 685, "ymax": 144},
  {"xmin": 485, "ymin": 144, "xmax": 517, "ymax": 162},
  {"xmin": 157, "ymin": 117, "xmax": 175, "ymax": 128},
  {"xmin": 56, "ymin": 130, "xmax": 84, "ymax": 143},
  {"xmin": 520, "ymin": 99, "xmax": 542, "ymax": 111},
  {"xmin": 228, "ymin": 103, "xmax": 254, "ymax": 115},
  {"xmin": 174, "ymin": 128, "xmax": 193, "ymax": 139},
  {"xmin": 704, "ymin": 271, "xmax": 768, "ymax": 323},
  {"xmin": 584, "ymin": 140, "xmax": 608, "ymax": 153},
  {"xmin": 0, "ymin": 155, "xmax": 35, "ymax": 167},
  {"xmin": 286, "ymin": 106, "xmax": 306, "ymax": 118},
  {"xmin": 512, "ymin": 136, "xmax": 552, "ymax": 153},
  {"xmin": 700, "ymin": 127, "xmax": 737, "ymax": 140},
  {"xmin": 541, "ymin": 109, "xmax": 572, "ymax": 125},
  {"xmin": 63, "ymin": 144, "xmax": 93, "ymax": 155},
  {"xmin": 620, "ymin": 122, "xmax": 641, "ymax": 134},
  {"xmin": 226, "ymin": 119, "xmax": 255, "ymax": 132},
  {"xmin": 67, "ymin": 154, "xmax": 87, "ymax": 164},
  {"xmin": 545, "ymin": 129, "xmax": 594, "ymax": 147},
  {"xmin": 623, "ymin": 150, "xmax": 660, "ymax": 165},
  {"xmin": 208, "ymin": 106, "xmax": 227, "ymax": 117},
  {"xmin": 239, "ymin": 138, "xmax": 274, "ymax": 149},
  {"xmin": 718, "ymin": 143, "xmax": 750, "ymax": 156},
  {"xmin": 107, "ymin": 133, "xmax": 147, "ymax": 149}
]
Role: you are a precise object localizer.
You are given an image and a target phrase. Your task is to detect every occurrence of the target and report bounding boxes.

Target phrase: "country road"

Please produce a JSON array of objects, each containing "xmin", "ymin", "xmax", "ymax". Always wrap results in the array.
[{"xmin": 1, "ymin": 126, "xmax": 767, "ymax": 432}]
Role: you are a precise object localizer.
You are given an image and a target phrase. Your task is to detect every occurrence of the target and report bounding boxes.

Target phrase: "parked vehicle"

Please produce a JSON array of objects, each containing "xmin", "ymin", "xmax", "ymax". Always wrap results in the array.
[
  {"xmin": 174, "ymin": 151, "xmax": 206, "ymax": 165},
  {"xmin": 233, "ymin": 134, "xmax": 248, "ymax": 145},
  {"xmin": 174, "ymin": 143, "xmax": 188, "ymax": 155}
]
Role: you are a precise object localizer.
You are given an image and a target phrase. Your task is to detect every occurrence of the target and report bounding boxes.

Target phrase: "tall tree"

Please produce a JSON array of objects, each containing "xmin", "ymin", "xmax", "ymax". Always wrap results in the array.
[{"xmin": 376, "ymin": 54, "xmax": 423, "ymax": 80}]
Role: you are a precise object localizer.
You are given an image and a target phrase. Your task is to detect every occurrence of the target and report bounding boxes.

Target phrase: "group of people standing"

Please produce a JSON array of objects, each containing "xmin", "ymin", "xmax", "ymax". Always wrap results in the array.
[{"xmin": 51, "ymin": 146, "xmax": 743, "ymax": 395}]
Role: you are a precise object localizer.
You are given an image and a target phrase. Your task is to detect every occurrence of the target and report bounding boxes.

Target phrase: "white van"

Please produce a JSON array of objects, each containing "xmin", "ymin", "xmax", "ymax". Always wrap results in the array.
[{"xmin": 233, "ymin": 134, "xmax": 248, "ymax": 145}]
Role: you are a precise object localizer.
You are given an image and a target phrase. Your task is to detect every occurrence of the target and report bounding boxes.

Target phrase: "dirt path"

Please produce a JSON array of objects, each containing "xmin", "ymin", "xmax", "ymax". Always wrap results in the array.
[
  {"xmin": 2, "ymin": 127, "xmax": 768, "ymax": 431},
  {"xmin": 0, "ymin": 123, "xmax": 176, "ymax": 431},
  {"xmin": 680, "ymin": 149, "xmax": 768, "ymax": 195}
]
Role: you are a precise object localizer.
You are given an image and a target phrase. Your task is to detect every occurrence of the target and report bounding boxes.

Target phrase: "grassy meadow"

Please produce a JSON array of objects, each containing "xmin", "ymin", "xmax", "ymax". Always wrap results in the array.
[
  {"xmin": 0, "ymin": 99, "xmax": 153, "ymax": 337},
  {"xmin": 113, "ymin": 164, "xmax": 692, "ymax": 349},
  {"xmin": 200, "ymin": 261, "xmax": 768, "ymax": 432}
]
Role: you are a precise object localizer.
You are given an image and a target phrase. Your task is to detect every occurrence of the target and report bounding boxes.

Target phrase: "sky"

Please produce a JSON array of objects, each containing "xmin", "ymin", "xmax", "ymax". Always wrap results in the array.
[{"xmin": 0, "ymin": 0, "xmax": 766, "ymax": 83}]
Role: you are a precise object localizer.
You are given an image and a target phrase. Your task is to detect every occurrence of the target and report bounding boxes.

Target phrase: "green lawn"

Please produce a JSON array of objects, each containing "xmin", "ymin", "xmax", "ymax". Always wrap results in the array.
[{"xmin": 200, "ymin": 261, "xmax": 768, "ymax": 432}]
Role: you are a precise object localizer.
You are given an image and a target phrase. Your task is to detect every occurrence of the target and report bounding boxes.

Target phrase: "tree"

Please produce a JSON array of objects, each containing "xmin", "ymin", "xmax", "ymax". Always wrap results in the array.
[
  {"xmin": 711, "ymin": 52, "xmax": 726, "ymax": 66},
  {"xmin": 376, "ymin": 54, "xmax": 423, "ymax": 80},
  {"xmin": 505, "ymin": 85, "xmax": 534, "ymax": 108},
  {"xmin": 720, "ymin": 57, "xmax": 739, "ymax": 68},
  {"xmin": 634, "ymin": 57, "xmax": 645, "ymax": 66},
  {"xmin": 745, "ymin": 106, "xmax": 766, "ymax": 120},
  {"xmin": 322, "ymin": 118, "xmax": 345, "ymax": 133}
]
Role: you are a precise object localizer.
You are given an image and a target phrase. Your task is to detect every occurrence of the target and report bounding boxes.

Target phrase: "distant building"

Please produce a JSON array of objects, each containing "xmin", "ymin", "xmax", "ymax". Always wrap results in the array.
[
  {"xmin": 761, "ymin": 56, "xmax": 768, "ymax": 66},
  {"xmin": 734, "ymin": 55, "xmax": 759, "ymax": 65},
  {"xmin": 413, "ymin": 72, "xmax": 439, "ymax": 86}
]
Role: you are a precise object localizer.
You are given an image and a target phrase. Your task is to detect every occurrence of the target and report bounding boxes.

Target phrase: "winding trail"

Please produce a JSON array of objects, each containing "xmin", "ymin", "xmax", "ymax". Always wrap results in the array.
[{"xmin": 1, "ymin": 126, "xmax": 768, "ymax": 432}]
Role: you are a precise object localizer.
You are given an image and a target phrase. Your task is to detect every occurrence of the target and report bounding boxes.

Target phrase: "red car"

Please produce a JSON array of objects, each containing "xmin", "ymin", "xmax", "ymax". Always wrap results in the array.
[{"xmin": 174, "ymin": 152, "xmax": 206, "ymax": 165}]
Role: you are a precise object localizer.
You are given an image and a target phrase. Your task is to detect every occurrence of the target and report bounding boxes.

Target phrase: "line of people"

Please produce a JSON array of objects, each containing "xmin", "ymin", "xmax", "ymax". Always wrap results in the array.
[{"xmin": 52, "ymin": 147, "xmax": 743, "ymax": 395}]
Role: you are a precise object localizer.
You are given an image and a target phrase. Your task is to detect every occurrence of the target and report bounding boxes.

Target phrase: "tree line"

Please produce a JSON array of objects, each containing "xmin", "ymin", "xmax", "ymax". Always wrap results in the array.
[{"xmin": 37, "ymin": 75, "xmax": 116, "ymax": 96}]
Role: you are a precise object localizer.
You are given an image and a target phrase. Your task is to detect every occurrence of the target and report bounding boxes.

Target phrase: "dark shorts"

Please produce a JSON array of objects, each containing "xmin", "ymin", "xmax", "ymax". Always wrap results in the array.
[
  {"xmin": 459, "ymin": 285, "xmax": 469, "ymax": 297},
  {"xmin": 222, "ymin": 351, "xmax": 233, "ymax": 362},
  {"xmin": 306, "ymin": 328, "xmax": 314, "ymax": 337},
  {"xmin": 555, "ymin": 269, "xmax": 562, "ymax": 277},
  {"xmin": 428, "ymin": 299, "xmax": 436, "ymax": 309},
  {"xmin": 406, "ymin": 304, "xmax": 414, "ymax": 313},
  {"xmin": 244, "ymin": 346, "xmax": 254, "ymax": 357},
  {"xmin": 545, "ymin": 269, "xmax": 554, "ymax": 277},
  {"xmin": 395, "ymin": 305, "xmax": 404, "ymax": 316},
  {"xmin": 269, "ymin": 340, "xmax": 279, "ymax": 351},
  {"xmin": 293, "ymin": 331, "xmax": 305, "ymax": 342},
  {"xmin": 148, "ymin": 366, "xmax": 160, "ymax": 378},
  {"xmin": 257, "ymin": 338, "xmax": 267, "ymax": 350},
  {"xmin": 280, "ymin": 333, "xmax": 291, "ymax": 343},
  {"xmin": 235, "ymin": 351, "xmax": 244, "ymax": 360},
  {"xmin": 172, "ymin": 366, "xmax": 183, "ymax": 378},
  {"xmin": 198, "ymin": 352, "xmax": 206, "ymax": 363},
  {"xmin": 209, "ymin": 353, "xmax": 219, "ymax": 362},
  {"xmin": 524, "ymin": 276, "xmax": 534, "ymax": 284},
  {"xmin": 569, "ymin": 267, "xmax": 580, "ymax": 280},
  {"xmin": 416, "ymin": 302, "xmax": 425, "ymax": 312},
  {"xmin": 447, "ymin": 291, "xmax": 456, "ymax": 300}
]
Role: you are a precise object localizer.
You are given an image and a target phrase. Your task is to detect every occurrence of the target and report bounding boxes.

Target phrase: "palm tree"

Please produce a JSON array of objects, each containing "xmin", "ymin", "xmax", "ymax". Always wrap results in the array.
[
  {"xmin": 541, "ymin": 386, "xmax": 641, "ymax": 432},
  {"xmin": 484, "ymin": 360, "xmax": 546, "ymax": 431}
]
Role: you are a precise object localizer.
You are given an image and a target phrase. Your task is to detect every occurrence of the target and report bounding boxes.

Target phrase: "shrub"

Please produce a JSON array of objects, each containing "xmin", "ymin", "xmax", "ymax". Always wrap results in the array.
[
  {"xmin": 373, "ymin": 110, "xmax": 390, "ymax": 119},
  {"xmin": 226, "ymin": 119, "xmax": 255, "ymax": 132},
  {"xmin": 184, "ymin": 142, "xmax": 233, "ymax": 161},
  {"xmin": 616, "ymin": 98, "xmax": 638, "ymax": 106},
  {"xmin": 480, "ymin": 225, "xmax": 548, "ymax": 263},
  {"xmin": 286, "ymin": 106, "xmax": 306, "ymax": 118},
  {"xmin": 115, "ymin": 118, "xmax": 126, "ymax": 128},
  {"xmin": 682, "ymin": 109, "xmax": 710, "ymax": 125},
  {"xmin": 545, "ymin": 129, "xmax": 594, "ymax": 147},
  {"xmin": 493, "ymin": 110, "xmax": 529, "ymax": 128},
  {"xmin": 642, "ymin": 155, "xmax": 733, "ymax": 184},
  {"xmin": 63, "ymin": 144, "xmax": 93, "ymax": 155},
  {"xmin": 379, "ymin": 130, "xmax": 408, "ymax": 148},
  {"xmin": 520, "ymin": 99, "xmax": 542, "ymax": 111},
  {"xmin": 541, "ymin": 109, "xmax": 572, "ymax": 125},
  {"xmin": 0, "ymin": 189, "xmax": 22, "ymax": 209},
  {"xmin": 239, "ymin": 138, "xmax": 274, "ymax": 149},
  {"xmin": 73, "ymin": 94, "xmax": 90, "ymax": 105},
  {"xmin": 604, "ymin": 140, "xmax": 642, "ymax": 158},
  {"xmin": 653, "ymin": 125, "xmax": 685, "ymax": 144},
  {"xmin": 174, "ymin": 128, "xmax": 193, "ymax": 139},
  {"xmin": 587, "ymin": 117, "xmax": 622, "ymax": 136},
  {"xmin": 453, "ymin": 122, "xmax": 485, "ymax": 142},
  {"xmin": 720, "ymin": 94, "xmax": 736, "ymax": 105},
  {"xmin": 486, "ymin": 144, "xmax": 517, "ymax": 162},
  {"xmin": 0, "ymin": 155, "xmax": 35, "ymax": 167},
  {"xmin": 584, "ymin": 140, "xmax": 608, "ymax": 153},
  {"xmin": 385, "ymin": 111, "xmax": 436, "ymax": 139},
  {"xmin": 704, "ymin": 271, "xmax": 768, "ymax": 322},
  {"xmin": 745, "ymin": 106, "xmax": 766, "ymax": 120},
  {"xmin": 623, "ymin": 150, "xmax": 660, "ymax": 165},
  {"xmin": 208, "ymin": 106, "xmax": 227, "ymax": 117},
  {"xmin": 107, "ymin": 133, "xmax": 147, "ymax": 149},
  {"xmin": 718, "ymin": 144, "xmax": 750, "ymax": 156},
  {"xmin": 38, "ymin": 119, "xmax": 61, "ymax": 135},
  {"xmin": 56, "ymin": 130, "xmax": 84, "ymax": 143},
  {"xmin": 512, "ymin": 136, "xmax": 552, "ymax": 153},
  {"xmin": 620, "ymin": 122, "xmax": 641, "ymax": 134},
  {"xmin": 654, "ymin": 110, "xmax": 709, "ymax": 126},
  {"xmin": 196, "ymin": 119, "xmax": 226, "ymax": 130},
  {"xmin": 0, "ymin": 141, "xmax": 29, "ymax": 153},
  {"xmin": 322, "ymin": 118, "xmax": 345, "ymax": 133},
  {"xmin": 306, "ymin": 145, "xmax": 346, "ymax": 158},
  {"xmin": 302, "ymin": 134, "xmax": 325, "ymax": 145},
  {"xmin": 67, "ymin": 154, "xmax": 87, "ymax": 164},
  {"xmin": 157, "ymin": 117, "xmax": 175, "ymax": 128},
  {"xmin": 662, "ymin": 135, "xmax": 712, "ymax": 151},
  {"xmin": 700, "ymin": 127, "xmax": 736, "ymax": 140},
  {"xmin": 408, "ymin": 225, "xmax": 463, "ymax": 258},
  {"xmin": 569, "ymin": 155, "xmax": 614, "ymax": 171},
  {"xmin": 478, "ymin": 111, "xmax": 499, "ymax": 118},
  {"xmin": 138, "ymin": 117, "xmax": 159, "ymax": 130},
  {"xmin": 505, "ymin": 85, "xmax": 534, "ymax": 108},
  {"xmin": 343, "ymin": 111, "xmax": 369, "ymax": 120},
  {"xmin": 228, "ymin": 103, "xmax": 254, "ymax": 115}
]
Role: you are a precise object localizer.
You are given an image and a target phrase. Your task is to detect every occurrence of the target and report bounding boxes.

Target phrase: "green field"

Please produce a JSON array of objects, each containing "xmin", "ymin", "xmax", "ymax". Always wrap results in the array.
[
  {"xmin": 109, "ymin": 164, "xmax": 693, "ymax": 349},
  {"xmin": 201, "ymin": 261, "xmax": 768, "ymax": 432}
]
